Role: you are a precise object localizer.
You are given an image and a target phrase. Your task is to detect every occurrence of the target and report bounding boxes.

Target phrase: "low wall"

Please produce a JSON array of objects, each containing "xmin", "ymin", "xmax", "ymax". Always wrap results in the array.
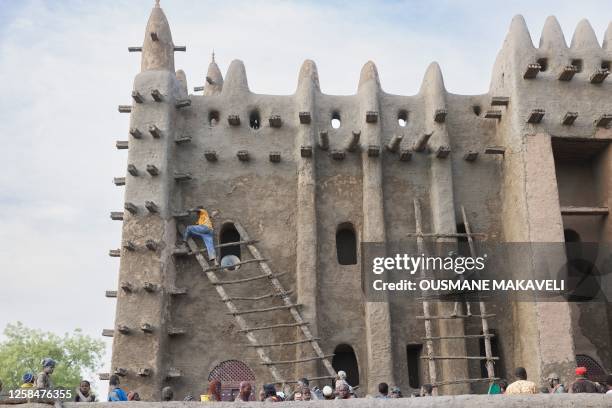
[{"xmin": 2, "ymin": 394, "xmax": 611, "ymax": 407}]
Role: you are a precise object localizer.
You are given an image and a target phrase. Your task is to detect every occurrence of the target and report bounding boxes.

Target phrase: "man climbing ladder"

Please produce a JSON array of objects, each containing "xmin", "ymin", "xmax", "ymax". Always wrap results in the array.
[{"xmin": 182, "ymin": 206, "xmax": 219, "ymax": 265}]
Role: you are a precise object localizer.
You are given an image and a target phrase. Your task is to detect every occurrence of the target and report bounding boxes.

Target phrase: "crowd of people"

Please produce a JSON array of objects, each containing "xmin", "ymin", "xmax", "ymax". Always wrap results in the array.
[{"xmin": 2, "ymin": 358, "xmax": 611, "ymax": 402}]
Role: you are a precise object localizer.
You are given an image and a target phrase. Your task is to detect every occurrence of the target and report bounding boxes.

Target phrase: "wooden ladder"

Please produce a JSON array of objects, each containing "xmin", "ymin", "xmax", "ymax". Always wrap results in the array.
[
  {"xmin": 412, "ymin": 200, "xmax": 498, "ymax": 394},
  {"xmin": 176, "ymin": 220, "xmax": 336, "ymax": 386}
]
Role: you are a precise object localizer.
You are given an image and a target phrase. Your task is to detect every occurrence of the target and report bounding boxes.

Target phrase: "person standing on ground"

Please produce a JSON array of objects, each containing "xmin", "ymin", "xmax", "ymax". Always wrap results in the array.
[
  {"xmin": 182, "ymin": 207, "xmax": 219, "ymax": 265},
  {"xmin": 20, "ymin": 373, "xmax": 35, "ymax": 389},
  {"xmin": 107, "ymin": 375, "xmax": 128, "ymax": 401},
  {"xmin": 569, "ymin": 367, "xmax": 600, "ymax": 393},
  {"xmin": 74, "ymin": 380, "xmax": 96, "ymax": 402},
  {"xmin": 505, "ymin": 367, "xmax": 537, "ymax": 395},
  {"xmin": 420, "ymin": 384, "xmax": 433, "ymax": 397},
  {"xmin": 376, "ymin": 382, "xmax": 389, "ymax": 398},
  {"xmin": 234, "ymin": 382, "xmax": 252, "ymax": 402},
  {"xmin": 35, "ymin": 358, "xmax": 55, "ymax": 389},
  {"xmin": 546, "ymin": 373, "xmax": 566, "ymax": 393}
]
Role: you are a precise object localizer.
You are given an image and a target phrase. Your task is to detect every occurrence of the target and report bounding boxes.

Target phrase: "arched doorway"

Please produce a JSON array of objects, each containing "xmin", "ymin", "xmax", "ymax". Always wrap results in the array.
[
  {"xmin": 576, "ymin": 354, "xmax": 607, "ymax": 383},
  {"xmin": 219, "ymin": 222, "xmax": 242, "ymax": 269},
  {"xmin": 336, "ymin": 223, "xmax": 357, "ymax": 265},
  {"xmin": 332, "ymin": 344, "xmax": 359, "ymax": 387},
  {"xmin": 208, "ymin": 360, "xmax": 255, "ymax": 401}
]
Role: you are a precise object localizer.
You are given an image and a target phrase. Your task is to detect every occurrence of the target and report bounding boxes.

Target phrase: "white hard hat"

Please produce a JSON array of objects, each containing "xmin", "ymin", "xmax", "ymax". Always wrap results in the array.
[
  {"xmin": 322, "ymin": 386, "xmax": 333, "ymax": 397},
  {"xmin": 337, "ymin": 370, "xmax": 347, "ymax": 379}
]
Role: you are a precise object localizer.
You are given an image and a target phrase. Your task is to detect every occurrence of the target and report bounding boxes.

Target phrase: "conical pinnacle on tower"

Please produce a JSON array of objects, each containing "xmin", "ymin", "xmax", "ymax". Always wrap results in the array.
[
  {"xmin": 296, "ymin": 60, "xmax": 321, "ymax": 94},
  {"xmin": 603, "ymin": 22, "xmax": 612, "ymax": 51},
  {"xmin": 570, "ymin": 19, "xmax": 600, "ymax": 50},
  {"xmin": 141, "ymin": 2, "xmax": 175, "ymax": 72},
  {"xmin": 539, "ymin": 16, "xmax": 567, "ymax": 50},
  {"xmin": 502, "ymin": 15, "xmax": 535, "ymax": 51},
  {"xmin": 204, "ymin": 52, "xmax": 224, "ymax": 96},
  {"xmin": 358, "ymin": 61, "xmax": 381, "ymax": 91},
  {"xmin": 221, "ymin": 60, "xmax": 250, "ymax": 96}
]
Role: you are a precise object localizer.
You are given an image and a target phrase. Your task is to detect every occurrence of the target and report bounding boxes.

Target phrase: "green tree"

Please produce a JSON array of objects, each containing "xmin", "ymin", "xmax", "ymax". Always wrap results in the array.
[{"xmin": 0, "ymin": 322, "xmax": 104, "ymax": 391}]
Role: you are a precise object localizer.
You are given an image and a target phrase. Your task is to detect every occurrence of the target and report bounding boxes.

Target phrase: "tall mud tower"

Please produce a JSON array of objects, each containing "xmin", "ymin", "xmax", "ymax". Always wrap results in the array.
[{"xmin": 105, "ymin": 2, "xmax": 612, "ymax": 401}]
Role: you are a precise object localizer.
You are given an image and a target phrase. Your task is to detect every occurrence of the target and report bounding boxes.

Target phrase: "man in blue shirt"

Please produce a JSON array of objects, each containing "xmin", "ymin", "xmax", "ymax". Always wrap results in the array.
[{"xmin": 107, "ymin": 375, "xmax": 128, "ymax": 402}]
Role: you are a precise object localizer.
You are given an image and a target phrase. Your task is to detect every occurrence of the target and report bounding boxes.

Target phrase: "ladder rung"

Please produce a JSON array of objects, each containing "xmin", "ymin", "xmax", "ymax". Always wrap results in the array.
[
  {"xmin": 223, "ymin": 290, "xmax": 293, "ymax": 301},
  {"xmin": 237, "ymin": 322, "xmax": 309, "ymax": 333},
  {"xmin": 227, "ymin": 304, "xmax": 301, "ymax": 315},
  {"xmin": 204, "ymin": 258, "xmax": 268, "ymax": 272},
  {"xmin": 432, "ymin": 377, "xmax": 499, "ymax": 386},
  {"xmin": 214, "ymin": 239, "xmax": 258, "ymax": 249},
  {"xmin": 213, "ymin": 272, "xmax": 285, "ymax": 285},
  {"xmin": 262, "ymin": 355, "xmax": 334, "ymax": 365},
  {"xmin": 406, "ymin": 232, "xmax": 487, "ymax": 239},
  {"xmin": 416, "ymin": 314, "xmax": 495, "ymax": 320},
  {"xmin": 423, "ymin": 334, "xmax": 495, "ymax": 341},
  {"xmin": 421, "ymin": 356, "xmax": 499, "ymax": 360},
  {"xmin": 247, "ymin": 338, "xmax": 320, "ymax": 347},
  {"xmin": 281, "ymin": 375, "xmax": 336, "ymax": 384}
]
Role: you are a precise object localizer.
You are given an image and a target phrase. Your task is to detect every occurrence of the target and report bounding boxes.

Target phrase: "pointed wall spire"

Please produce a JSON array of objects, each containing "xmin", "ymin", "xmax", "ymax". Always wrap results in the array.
[
  {"xmin": 296, "ymin": 60, "xmax": 321, "ymax": 94},
  {"xmin": 141, "ymin": 3, "xmax": 175, "ymax": 72},
  {"xmin": 176, "ymin": 70, "xmax": 188, "ymax": 98},
  {"xmin": 204, "ymin": 53, "xmax": 223, "ymax": 95},
  {"xmin": 221, "ymin": 60, "xmax": 249, "ymax": 96},
  {"xmin": 503, "ymin": 15, "xmax": 535, "ymax": 51},
  {"xmin": 603, "ymin": 22, "xmax": 612, "ymax": 50},
  {"xmin": 358, "ymin": 61, "xmax": 381, "ymax": 91},
  {"xmin": 539, "ymin": 16, "xmax": 567, "ymax": 50},
  {"xmin": 570, "ymin": 19, "xmax": 600, "ymax": 50}
]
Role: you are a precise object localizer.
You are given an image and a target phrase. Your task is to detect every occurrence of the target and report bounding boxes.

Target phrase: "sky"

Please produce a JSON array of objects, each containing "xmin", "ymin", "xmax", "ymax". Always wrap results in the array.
[{"xmin": 0, "ymin": 0, "xmax": 610, "ymax": 395}]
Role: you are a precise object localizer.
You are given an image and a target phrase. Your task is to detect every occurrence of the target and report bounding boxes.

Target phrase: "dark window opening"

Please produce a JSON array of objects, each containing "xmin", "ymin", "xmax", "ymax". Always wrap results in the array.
[
  {"xmin": 336, "ymin": 223, "xmax": 357, "ymax": 265},
  {"xmin": 398, "ymin": 110, "xmax": 408, "ymax": 127},
  {"xmin": 564, "ymin": 228, "xmax": 599, "ymax": 301},
  {"xmin": 479, "ymin": 329, "xmax": 500, "ymax": 378},
  {"xmin": 576, "ymin": 354, "xmax": 607, "ymax": 383},
  {"xmin": 571, "ymin": 59, "xmax": 583, "ymax": 73},
  {"xmin": 209, "ymin": 110, "xmax": 220, "ymax": 126},
  {"xmin": 601, "ymin": 60, "xmax": 610, "ymax": 70},
  {"xmin": 332, "ymin": 344, "xmax": 359, "ymax": 386},
  {"xmin": 331, "ymin": 112, "xmax": 341, "ymax": 129},
  {"xmin": 456, "ymin": 222, "xmax": 469, "ymax": 256},
  {"xmin": 472, "ymin": 105, "xmax": 481, "ymax": 116},
  {"xmin": 564, "ymin": 229, "xmax": 581, "ymax": 243},
  {"xmin": 406, "ymin": 344, "xmax": 422, "ymax": 389},
  {"xmin": 249, "ymin": 110, "xmax": 260, "ymax": 129},
  {"xmin": 537, "ymin": 57, "xmax": 548, "ymax": 72},
  {"xmin": 220, "ymin": 223, "xmax": 241, "ymax": 263}
]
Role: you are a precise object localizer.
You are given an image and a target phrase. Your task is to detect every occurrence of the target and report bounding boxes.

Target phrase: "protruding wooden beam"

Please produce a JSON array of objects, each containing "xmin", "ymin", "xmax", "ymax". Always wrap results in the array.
[
  {"xmin": 399, "ymin": 149, "xmax": 412, "ymax": 162},
  {"xmin": 237, "ymin": 150, "xmax": 250, "ymax": 161},
  {"xmin": 124, "ymin": 202, "xmax": 137, "ymax": 214},
  {"xmin": 386, "ymin": 134, "xmax": 403, "ymax": 152},
  {"xmin": 484, "ymin": 110, "xmax": 502, "ymax": 119},
  {"xmin": 346, "ymin": 130, "xmax": 361, "ymax": 152},
  {"xmin": 436, "ymin": 146, "xmax": 451, "ymax": 158},
  {"xmin": 174, "ymin": 172, "xmax": 192, "ymax": 182},
  {"xmin": 527, "ymin": 109, "xmax": 545, "ymax": 124},
  {"xmin": 367, "ymin": 145, "xmax": 381, "ymax": 157},
  {"xmin": 138, "ymin": 368, "xmax": 151, "ymax": 377},
  {"xmin": 116, "ymin": 140, "xmax": 128, "ymax": 150},
  {"xmin": 491, "ymin": 96, "xmax": 509, "ymax": 106},
  {"xmin": 590, "ymin": 69, "xmax": 609, "ymax": 84},
  {"xmin": 127, "ymin": 164, "xmax": 138, "ymax": 176},
  {"xmin": 168, "ymin": 327, "xmax": 186, "ymax": 336},
  {"xmin": 175, "ymin": 136, "xmax": 191, "ymax": 145},
  {"xmin": 330, "ymin": 150, "xmax": 345, "ymax": 160},
  {"xmin": 193, "ymin": 86, "xmax": 204, "ymax": 92},
  {"xmin": 175, "ymin": 99, "xmax": 191, "ymax": 109},
  {"xmin": 146, "ymin": 164, "xmax": 159, "ymax": 176},
  {"xmin": 129, "ymin": 127, "xmax": 142, "ymax": 139},
  {"xmin": 145, "ymin": 239, "xmax": 159, "ymax": 252},
  {"xmin": 562, "ymin": 112, "xmax": 578, "ymax": 126},
  {"xmin": 169, "ymin": 287, "xmax": 187, "ymax": 296},
  {"xmin": 558, "ymin": 65, "xmax": 578, "ymax": 81},
  {"xmin": 300, "ymin": 145, "xmax": 312, "ymax": 158},
  {"xmin": 149, "ymin": 124, "xmax": 162, "ymax": 138},
  {"xmin": 299, "ymin": 111, "xmax": 311, "ymax": 124},
  {"xmin": 98, "ymin": 373, "xmax": 110, "ymax": 381},
  {"xmin": 523, "ymin": 63, "xmax": 541, "ymax": 79},
  {"xmin": 118, "ymin": 105, "xmax": 132, "ymax": 113},
  {"xmin": 109, "ymin": 249, "xmax": 121, "ymax": 257},
  {"xmin": 413, "ymin": 132, "xmax": 432, "ymax": 152},
  {"xmin": 594, "ymin": 114, "xmax": 612, "ymax": 128},
  {"xmin": 117, "ymin": 325, "xmax": 131, "ymax": 335},
  {"xmin": 110, "ymin": 212, "xmax": 124, "ymax": 221},
  {"xmin": 105, "ymin": 290, "xmax": 117, "ymax": 298},
  {"xmin": 204, "ymin": 150, "xmax": 218, "ymax": 162},
  {"xmin": 560, "ymin": 206, "xmax": 609, "ymax": 216},
  {"xmin": 143, "ymin": 282, "xmax": 158, "ymax": 292},
  {"xmin": 173, "ymin": 46, "xmax": 186, "ymax": 52},
  {"xmin": 123, "ymin": 241, "xmax": 136, "ymax": 251},
  {"xmin": 140, "ymin": 323, "xmax": 153, "ymax": 333},
  {"xmin": 166, "ymin": 368, "xmax": 182, "ymax": 379},
  {"xmin": 128, "ymin": 46, "xmax": 142, "ymax": 52},
  {"xmin": 145, "ymin": 201, "xmax": 159, "ymax": 213},
  {"xmin": 113, "ymin": 177, "xmax": 125, "ymax": 186},
  {"xmin": 228, "ymin": 115, "xmax": 241, "ymax": 126},
  {"xmin": 365, "ymin": 111, "xmax": 378, "ymax": 123},
  {"xmin": 269, "ymin": 152, "xmax": 281, "ymax": 163},
  {"xmin": 151, "ymin": 89, "xmax": 163, "ymax": 102},
  {"xmin": 268, "ymin": 115, "xmax": 282, "ymax": 128},
  {"xmin": 485, "ymin": 146, "xmax": 506, "ymax": 155},
  {"xmin": 114, "ymin": 368, "xmax": 128, "ymax": 377},
  {"xmin": 434, "ymin": 109, "xmax": 447, "ymax": 123},
  {"xmin": 318, "ymin": 131, "xmax": 329, "ymax": 150},
  {"xmin": 464, "ymin": 151, "xmax": 478, "ymax": 161},
  {"xmin": 102, "ymin": 329, "xmax": 114, "ymax": 337},
  {"xmin": 120, "ymin": 281, "xmax": 133, "ymax": 293},
  {"xmin": 131, "ymin": 90, "xmax": 144, "ymax": 103}
]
